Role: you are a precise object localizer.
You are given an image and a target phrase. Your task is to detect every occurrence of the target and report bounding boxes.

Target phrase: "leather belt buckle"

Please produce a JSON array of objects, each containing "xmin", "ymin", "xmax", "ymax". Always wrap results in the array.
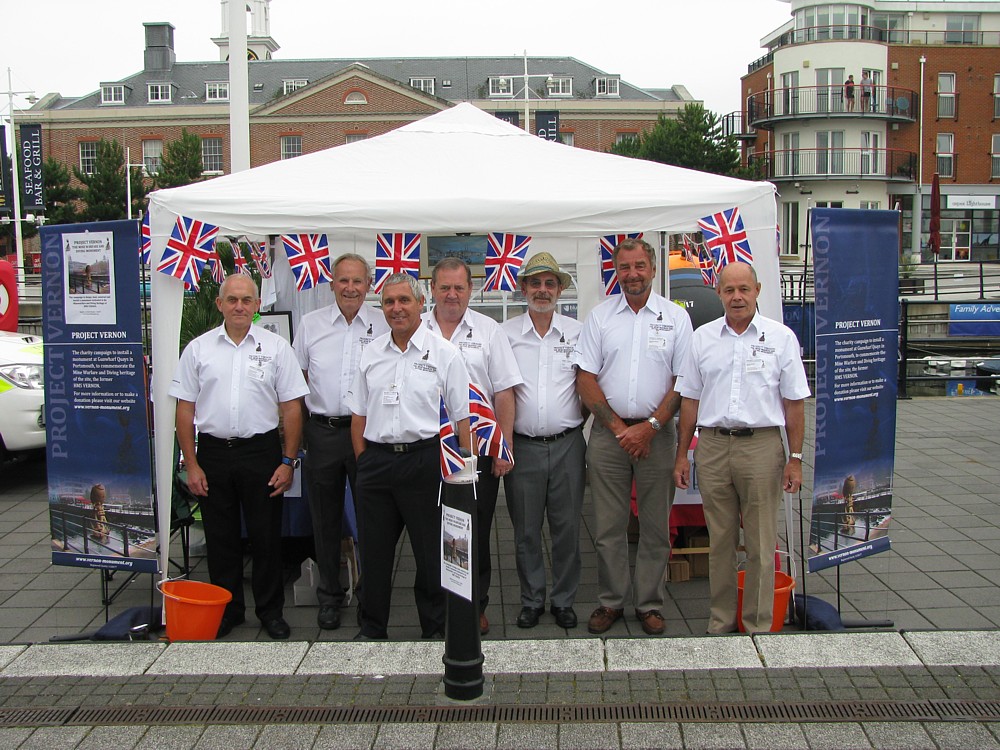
[{"xmin": 393, "ymin": 443, "xmax": 406, "ymax": 453}]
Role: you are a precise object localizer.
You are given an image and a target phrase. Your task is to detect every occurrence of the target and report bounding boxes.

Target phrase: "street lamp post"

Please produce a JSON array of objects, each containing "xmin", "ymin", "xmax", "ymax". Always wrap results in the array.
[
  {"xmin": 3, "ymin": 68, "xmax": 37, "ymax": 298},
  {"xmin": 496, "ymin": 52, "xmax": 554, "ymax": 134}
]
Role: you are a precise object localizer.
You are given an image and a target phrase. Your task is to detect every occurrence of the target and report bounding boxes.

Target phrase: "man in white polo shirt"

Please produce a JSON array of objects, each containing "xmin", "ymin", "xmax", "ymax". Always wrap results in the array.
[
  {"xmin": 674, "ymin": 261, "xmax": 809, "ymax": 634},
  {"xmin": 293, "ymin": 253, "xmax": 389, "ymax": 630},
  {"xmin": 422, "ymin": 257, "xmax": 522, "ymax": 635},
  {"xmin": 170, "ymin": 275, "xmax": 309, "ymax": 640},
  {"xmin": 349, "ymin": 272, "xmax": 471, "ymax": 640},
  {"xmin": 502, "ymin": 252, "xmax": 587, "ymax": 629},
  {"xmin": 576, "ymin": 237, "xmax": 692, "ymax": 636}
]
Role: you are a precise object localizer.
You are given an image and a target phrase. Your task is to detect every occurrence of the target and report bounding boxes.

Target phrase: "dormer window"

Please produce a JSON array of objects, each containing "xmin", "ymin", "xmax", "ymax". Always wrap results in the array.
[
  {"xmin": 410, "ymin": 77, "xmax": 435, "ymax": 96},
  {"xmin": 283, "ymin": 79, "xmax": 308, "ymax": 96},
  {"xmin": 489, "ymin": 76, "xmax": 514, "ymax": 98},
  {"xmin": 595, "ymin": 77, "xmax": 620, "ymax": 97},
  {"xmin": 206, "ymin": 82, "xmax": 230, "ymax": 102},
  {"xmin": 547, "ymin": 76, "xmax": 573, "ymax": 97},
  {"xmin": 148, "ymin": 83, "xmax": 172, "ymax": 103},
  {"xmin": 100, "ymin": 85, "xmax": 125, "ymax": 105}
]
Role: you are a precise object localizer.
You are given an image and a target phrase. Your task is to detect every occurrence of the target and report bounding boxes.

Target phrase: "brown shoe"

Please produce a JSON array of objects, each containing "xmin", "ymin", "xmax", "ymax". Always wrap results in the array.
[
  {"xmin": 479, "ymin": 612, "xmax": 490, "ymax": 635},
  {"xmin": 587, "ymin": 606, "xmax": 624, "ymax": 634},
  {"xmin": 636, "ymin": 609, "xmax": 666, "ymax": 635}
]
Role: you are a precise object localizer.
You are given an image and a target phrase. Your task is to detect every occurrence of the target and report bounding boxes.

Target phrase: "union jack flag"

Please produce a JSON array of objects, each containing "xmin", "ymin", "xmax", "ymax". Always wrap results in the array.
[
  {"xmin": 209, "ymin": 250, "xmax": 226, "ymax": 284},
  {"xmin": 373, "ymin": 232, "xmax": 421, "ymax": 293},
  {"xmin": 469, "ymin": 383, "xmax": 513, "ymax": 464},
  {"xmin": 157, "ymin": 215, "xmax": 219, "ymax": 290},
  {"xmin": 139, "ymin": 211, "xmax": 151, "ymax": 264},
  {"xmin": 698, "ymin": 247, "xmax": 717, "ymax": 287},
  {"xmin": 681, "ymin": 235, "xmax": 697, "ymax": 264},
  {"xmin": 698, "ymin": 207, "xmax": 753, "ymax": 269},
  {"xmin": 232, "ymin": 244, "xmax": 251, "ymax": 276},
  {"xmin": 250, "ymin": 240, "xmax": 272, "ymax": 279},
  {"xmin": 483, "ymin": 233, "xmax": 531, "ymax": 292},
  {"xmin": 280, "ymin": 234, "xmax": 333, "ymax": 291},
  {"xmin": 599, "ymin": 233, "xmax": 643, "ymax": 296},
  {"xmin": 440, "ymin": 396, "xmax": 466, "ymax": 479}
]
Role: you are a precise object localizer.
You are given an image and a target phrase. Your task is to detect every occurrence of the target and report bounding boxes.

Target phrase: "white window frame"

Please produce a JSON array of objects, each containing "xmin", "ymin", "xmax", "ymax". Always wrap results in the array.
[
  {"xmin": 614, "ymin": 132, "xmax": 638, "ymax": 146},
  {"xmin": 147, "ymin": 83, "xmax": 172, "ymax": 103},
  {"xmin": 937, "ymin": 73, "xmax": 956, "ymax": 118},
  {"xmin": 596, "ymin": 77, "xmax": 620, "ymax": 97},
  {"xmin": 781, "ymin": 201, "xmax": 800, "ymax": 255},
  {"xmin": 936, "ymin": 133, "xmax": 954, "ymax": 178},
  {"xmin": 201, "ymin": 137, "xmax": 224, "ymax": 174},
  {"xmin": 280, "ymin": 135, "xmax": 302, "ymax": 160},
  {"xmin": 547, "ymin": 76, "xmax": 573, "ymax": 97},
  {"xmin": 142, "ymin": 139, "xmax": 163, "ymax": 176},
  {"xmin": 344, "ymin": 91, "xmax": 368, "ymax": 105},
  {"xmin": 489, "ymin": 77, "xmax": 514, "ymax": 97},
  {"xmin": 409, "ymin": 77, "xmax": 435, "ymax": 96},
  {"xmin": 994, "ymin": 74, "xmax": 1000, "ymax": 119},
  {"xmin": 205, "ymin": 82, "xmax": 229, "ymax": 102},
  {"xmin": 282, "ymin": 79, "xmax": 308, "ymax": 96},
  {"xmin": 860, "ymin": 201, "xmax": 881, "ymax": 210},
  {"xmin": 558, "ymin": 132, "xmax": 575, "ymax": 147},
  {"xmin": 100, "ymin": 85, "xmax": 125, "ymax": 105},
  {"xmin": 991, "ymin": 134, "xmax": 1000, "ymax": 179},
  {"xmin": 79, "ymin": 142, "xmax": 98, "ymax": 175},
  {"xmin": 345, "ymin": 133, "xmax": 368, "ymax": 144}
]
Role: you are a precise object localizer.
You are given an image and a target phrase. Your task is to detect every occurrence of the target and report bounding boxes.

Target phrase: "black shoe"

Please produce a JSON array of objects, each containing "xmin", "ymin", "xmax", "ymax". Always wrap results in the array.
[
  {"xmin": 353, "ymin": 631, "xmax": 387, "ymax": 641},
  {"xmin": 550, "ymin": 606, "xmax": 578, "ymax": 629},
  {"xmin": 422, "ymin": 628, "xmax": 445, "ymax": 640},
  {"xmin": 262, "ymin": 617, "xmax": 290, "ymax": 640},
  {"xmin": 516, "ymin": 606, "xmax": 545, "ymax": 628},
  {"xmin": 318, "ymin": 605, "xmax": 341, "ymax": 630},
  {"xmin": 216, "ymin": 613, "xmax": 245, "ymax": 639}
]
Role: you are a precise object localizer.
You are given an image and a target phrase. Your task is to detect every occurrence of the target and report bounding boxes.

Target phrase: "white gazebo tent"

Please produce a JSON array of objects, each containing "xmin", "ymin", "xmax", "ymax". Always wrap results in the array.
[{"xmin": 147, "ymin": 103, "xmax": 780, "ymax": 583}]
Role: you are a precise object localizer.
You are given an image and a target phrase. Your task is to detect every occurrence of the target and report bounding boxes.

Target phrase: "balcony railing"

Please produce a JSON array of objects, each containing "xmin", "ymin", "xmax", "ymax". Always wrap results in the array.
[
  {"xmin": 750, "ymin": 148, "xmax": 917, "ymax": 181},
  {"xmin": 747, "ymin": 85, "xmax": 917, "ymax": 128},
  {"xmin": 721, "ymin": 111, "xmax": 756, "ymax": 140},
  {"xmin": 761, "ymin": 25, "xmax": 1000, "ymax": 59}
]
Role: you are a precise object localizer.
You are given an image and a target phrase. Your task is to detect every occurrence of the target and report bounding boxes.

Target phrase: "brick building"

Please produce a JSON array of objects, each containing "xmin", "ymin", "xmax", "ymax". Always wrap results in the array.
[{"xmin": 727, "ymin": 0, "xmax": 1000, "ymax": 268}]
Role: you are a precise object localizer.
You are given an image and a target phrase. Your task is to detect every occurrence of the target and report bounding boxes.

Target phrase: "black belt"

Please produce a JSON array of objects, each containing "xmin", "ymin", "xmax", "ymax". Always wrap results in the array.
[
  {"xmin": 515, "ymin": 425, "xmax": 580, "ymax": 443},
  {"xmin": 702, "ymin": 426, "xmax": 778, "ymax": 438},
  {"xmin": 199, "ymin": 430, "xmax": 277, "ymax": 448},
  {"xmin": 622, "ymin": 418, "xmax": 648, "ymax": 426},
  {"xmin": 311, "ymin": 413, "xmax": 352, "ymax": 429},
  {"xmin": 367, "ymin": 436, "xmax": 438, "ymax": 454}
]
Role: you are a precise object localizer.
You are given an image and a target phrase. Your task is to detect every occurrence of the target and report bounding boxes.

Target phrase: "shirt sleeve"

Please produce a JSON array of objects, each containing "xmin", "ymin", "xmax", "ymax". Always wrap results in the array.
[
  {"xmin": 676, "ymin": 331, "xmax": 704, "ymax": 399},
  {"xmin": 574, "ymin": 310, "xmax": 603, "ymax": 375},
  {"xmin": 274, "ymin": 340, "xmax": 310, "ymax": 402},
  {"xmin": 168, "ymin": 340, "xmax": 201, "ymax": 402},
  {"xmin": 291, "ymin": 317, "xmax": 309, "ymax": 371},
  {"xmin": 442, "ymin": 349, "xmax": 471, "ymax": 422},
  {"xmin": 670, "ymin": 310, "xmax": 694, "ymax": 382},
  {"xmin": 347, "ymin": 353, "xmax": 370, "ymax": 417},
  {"xmin": 778, "ymin": 328, "xmax": 811, "ymax": 400},
  {"xmin": 485, "ymin": 325, "xmax": 523, "ymax": 392}
]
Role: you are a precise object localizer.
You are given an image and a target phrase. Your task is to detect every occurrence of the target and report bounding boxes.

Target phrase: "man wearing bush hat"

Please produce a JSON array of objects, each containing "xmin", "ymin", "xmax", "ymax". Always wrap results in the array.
[{"xmin": 502, "ymin": 252, "xmax": 587, "ymax": 629}]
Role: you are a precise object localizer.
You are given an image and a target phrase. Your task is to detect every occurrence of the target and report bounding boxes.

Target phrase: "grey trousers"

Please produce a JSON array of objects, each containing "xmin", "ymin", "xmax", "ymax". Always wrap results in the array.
[
  {"xmin": 587, "ymin": 420, "xmax": 676, "ymax": 613},
  {"xmin": 504, "ymin": 427, "xmax": 586, "ymax": 609}
]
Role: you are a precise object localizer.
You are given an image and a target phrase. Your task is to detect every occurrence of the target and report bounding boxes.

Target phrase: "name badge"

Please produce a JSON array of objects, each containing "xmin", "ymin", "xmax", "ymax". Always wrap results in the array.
[
  {"xmin": 745, "ymin": 358, "xmax": 764, "ymax": 373},
  {"xmin": 359, "ymin": 336, "xmax": 373, "ymax": 349},
  {"xmin": 382, "ymin": 390, "xmax": 400, "ymax": 405},
  {"xmin": 560, "ymin": 357, "xmax": 576, "ymax": 372},
  {"xmin": 648, "ymin": 336, "xmax": 667, "ymax": 351},
  {"xmin": 247, "ymin": 365, "xmax": 266, "ymax": 382}
]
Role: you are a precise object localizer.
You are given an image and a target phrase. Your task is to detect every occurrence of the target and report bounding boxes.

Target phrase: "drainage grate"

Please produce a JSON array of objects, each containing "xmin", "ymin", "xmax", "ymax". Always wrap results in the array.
[{"xmin": 2, "ymin": 699, "xmax": 999, "ymax": 728}]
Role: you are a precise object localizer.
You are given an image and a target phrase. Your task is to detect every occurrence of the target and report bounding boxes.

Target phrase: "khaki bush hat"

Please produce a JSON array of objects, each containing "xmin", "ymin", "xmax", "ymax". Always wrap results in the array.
[{"xmin": 519, "ymin": 251, "xmax": 572, "ymax": 289}]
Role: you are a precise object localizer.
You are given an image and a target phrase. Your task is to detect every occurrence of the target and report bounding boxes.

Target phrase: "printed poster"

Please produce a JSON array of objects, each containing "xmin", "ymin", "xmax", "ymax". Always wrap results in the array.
[
  {"xmin": 63, "ymin": 230, "xmax": 117, "ymax": 325},
  {"xmin": 441, "ymin": 505, "xmax": 473, "ymax": 601}
]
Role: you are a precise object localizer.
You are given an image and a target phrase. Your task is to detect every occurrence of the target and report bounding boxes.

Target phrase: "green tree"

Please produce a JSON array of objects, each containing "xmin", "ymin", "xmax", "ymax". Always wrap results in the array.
[
  {"xmin": 610, "ymin": 103, "xmax": 742, "ymax": 177},
  {"xmin": 74, "ymin": 139, "xmax": 125, "ymax": 221},
  {"xmin": 155, "ymin": 129, "xmax": 204, "ymax": 189},
  {"xmin": 43, "ymin": 157, "xmax": 83, "ymax": 225}
]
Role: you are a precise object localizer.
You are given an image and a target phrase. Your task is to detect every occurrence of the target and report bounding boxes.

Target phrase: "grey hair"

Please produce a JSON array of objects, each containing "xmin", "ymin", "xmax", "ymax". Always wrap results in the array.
[
  {"xmin": 431, "ymin": 256, "xmax": 472, "ymax": 286},
  {"xmin": 218, "ymin": 274, "xmax": 259, "ymax": 300},
  {"xmin": 716, "ymin": 261, "xmax": 758, "ymax": 288},
  {"xmin": 380, "ymin": 273, "xmax": 424, "ymax": 302},
  {"xmin": 612, "ymin": 237, "xmax": 656, "ymax": 270},
  {"xmin": 332, "ymin": 252, "xmax": 372, "ymax": 282}
]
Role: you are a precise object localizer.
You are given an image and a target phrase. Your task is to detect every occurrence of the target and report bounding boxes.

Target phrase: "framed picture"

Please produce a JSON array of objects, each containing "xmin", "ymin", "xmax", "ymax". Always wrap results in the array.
[
  {"xmin": 257, "ymin": 310, "xmax": 293, "ymax": 343},
  {"xmin": 420, "ymin": 235, "xmax": 489, "ymax": 279}
]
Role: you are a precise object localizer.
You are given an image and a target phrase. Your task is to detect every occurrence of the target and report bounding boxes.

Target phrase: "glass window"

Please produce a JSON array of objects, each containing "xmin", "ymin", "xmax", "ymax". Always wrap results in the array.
[
  {"xmin": 547, "ymin": 77, "xmax": 573, "ymax": 96},
  {"xmin": 860, "ymin": 201, "xmax": 881, "ymax": 210},
  {"xmin": 614, "ymin": 132, "xmax": 638, "ymax": 146},
  {"xmin": 409, "ymin": 78, "xmax": 435, "ymax": 96},
  {"xmin": 79, "ymin": 142, "xmax": 98, "ymax": 175},
  {"xmin": 937, "ymin": 73, "xmax": 956, "ymax": 118},
  {"xmin": 936, "ymin": 133, "xmax": 954, "ymax": 177},
  {"xmin": 283, "ymin": 79, "xmax": 308, "ymax": 95},
  {"xmin": 148, "ymin": 83, "xmax": 172, "ymax": 103},
  {"xmin": 344, "ymin": 91, "xmax": 368, "ymax": 105},
  {"xmin": 489, "ymin": 77, "xmax": 514, "ymax": 97},
  {"xmin": 780, "ymin": 131, "xmax": 799, "ymax": 177},
  {"xmin": 100, "ymin": 85, "xmax": 124, "ymax": 105},
  {"xmin": 945, "ymin": 14, "xmax": 978, "ymax": 44},
  {"xmin": 280, "ymin": 135, "xmax": 302, "ymax": 160},
  {"xmin": 781, "ymin": 202, "xmax": 799, "ymax": 255},
  {"xmin": 558, "ymin": 132, "xmax": 575, "ymax": 147},
  {"xmin": 345, "ymin": 133, "xmax": 367, "ymax": 144},
  {"xmin": 596, "ymin": 77, "xmax": 620, "ymax": 97},
  {"xmin": 994, "ymin": 74, "xmax": 1000, "ymax": 119},
  {"xmin": 816, "ymin": 131, "xmax": 845, "ymax": 174},
  {"xmin": 992, "ymin": 134, "xmax": 1000, "ymax": 179},
  {"xmin": 201, "ymin": 137, "xmax": 223, "ymax": 173},
  {"xmin": 206, "ymin": 82, "xmax": 229, "ymax": 101},
  {"xmin": 142, "ymin": 139, "xmax": 163, "ymax": 176}
]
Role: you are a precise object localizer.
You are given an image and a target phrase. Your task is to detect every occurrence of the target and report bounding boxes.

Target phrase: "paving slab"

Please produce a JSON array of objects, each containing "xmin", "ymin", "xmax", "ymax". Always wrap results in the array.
[
  {"xmin": 483, "ymin": 638, "xmax": 605, "ymax": 673},
  {"xmin": 606, "ymin": 636, "xmax": 762, "ymax": 672},
  {"xmin": 298, "ymin": 641, "xmax": 446, "ymax": 675},
  {"xmin": 147, "ymin": 641, "xmax": 308, "ymax": 675},
  {"xmin": 0, "ymin": 644, "xmax": 27, "ymax": 670},
  {"xmin": 904, "ymin": 630, "xmax": 1000, "ymax": 666},
  {"xmin": 1, "ymin": 642, "xmax": 165, "ymax": 677},
  {"xmin": 754, "ymin": 632, "xmax": 921, "ymax": 668}
]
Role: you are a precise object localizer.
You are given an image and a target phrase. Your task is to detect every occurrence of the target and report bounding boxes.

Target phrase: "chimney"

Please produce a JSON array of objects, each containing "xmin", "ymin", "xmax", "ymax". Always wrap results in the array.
[{"xmin": 143, "ymin": 22, "xmax": 176, "ymax": 72}]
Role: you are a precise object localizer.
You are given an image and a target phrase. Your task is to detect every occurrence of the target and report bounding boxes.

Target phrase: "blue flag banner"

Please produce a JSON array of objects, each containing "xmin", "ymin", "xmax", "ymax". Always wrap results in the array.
[
  {"xmin": 39, "ymin": 220, "xmax": 157, "ymax": 573},
  {"xmin": 808, "ymin": 209, "xmax": 898, "ymax": 573}
]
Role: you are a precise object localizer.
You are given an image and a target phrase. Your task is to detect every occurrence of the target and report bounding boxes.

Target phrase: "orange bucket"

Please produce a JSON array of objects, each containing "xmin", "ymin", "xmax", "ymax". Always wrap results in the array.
[
  {"xmin": 159, "ymin": 580, "xmax": 232, "ymax": 641},
  {"xmin": 736, "ymin": 570, "xmax": 795, "ymax": 633}
]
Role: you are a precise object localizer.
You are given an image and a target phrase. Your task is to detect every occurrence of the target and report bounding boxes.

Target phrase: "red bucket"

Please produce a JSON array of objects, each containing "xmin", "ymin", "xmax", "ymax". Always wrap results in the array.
[
  {"xmin": 736, "ymin": 570, "xmax": 795, "ymax": 633},
  {"xmin": 159, "ymin": 580, "xmax": 232, "ymax": 641}
]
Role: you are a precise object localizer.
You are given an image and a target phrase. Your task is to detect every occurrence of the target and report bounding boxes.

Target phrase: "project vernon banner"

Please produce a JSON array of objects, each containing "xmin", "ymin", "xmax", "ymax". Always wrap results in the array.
[
  {"xmin": 39, "ymin": 220, "xmax": 157, "ymax": 573},
  {"xmin": 808, "ymin": 209, "xmax": 898, "ymax": 573}
]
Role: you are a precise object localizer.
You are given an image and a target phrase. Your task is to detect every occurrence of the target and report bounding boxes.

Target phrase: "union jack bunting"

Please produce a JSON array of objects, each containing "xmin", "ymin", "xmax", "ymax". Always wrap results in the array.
[
  {"xmin": 483, "ymin": 233, "xmax": 531, "ymax": 292},
  {"xmin": 280, "ymin": 233, "xmax": 333, "ymax": 291},
  {"xmin": 698, "ymin": 247, "xmax": 717, "ymax": 287},
  {"xmin": 139, "ymin": 211, "xmax": 151, "ymax": 264},
  {"xmin": 250, "ymin": 239, "xmax": 272, "ymax": 279},
  {"xmin": 373, "ymin": 232, "xmax": 421, "ymax": 293},
  {"xmin": 469, "ymin": 383, "xmax": 513, "ymax": 464},
  {"xmin": 599, "ymin": 233, "xmax": 643, "ymax": 296},
  {"xmin": 156, "ymin": 215, "xmax": 219, "ymax": 290},
  {"xmin": 439, "ymin": 396, "xmax": 466, "ymax": 479},
  {"xmin": 697, "ymin": 207, "xmax": 753, "ymax": 269},
  {"xmin": 208, "ymin": 250, "xmax": 226, "ymax": 284},
  {"xmin": 681, "ymin": 235, "xmax": 697, "ymax": 264},
  {"xmin": 232, "ymin": 244, "xmax": 251, "ymax": 276}
]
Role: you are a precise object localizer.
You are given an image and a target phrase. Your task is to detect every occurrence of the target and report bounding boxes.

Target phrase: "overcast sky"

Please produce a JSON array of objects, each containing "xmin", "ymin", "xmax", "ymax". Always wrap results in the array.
[{"xmin": 2, "ymin": 0, "xmax": 792, "ymax": 119}]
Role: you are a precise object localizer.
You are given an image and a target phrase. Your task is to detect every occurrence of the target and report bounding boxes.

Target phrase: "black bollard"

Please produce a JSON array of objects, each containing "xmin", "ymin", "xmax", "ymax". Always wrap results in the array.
[{"xmin": 441, "ymin": 455, "xmax": 484, "ymax": 701}]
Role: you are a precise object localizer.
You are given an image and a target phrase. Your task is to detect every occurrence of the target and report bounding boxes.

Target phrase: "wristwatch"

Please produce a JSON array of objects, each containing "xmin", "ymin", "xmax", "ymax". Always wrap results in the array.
[
  {"xmin": 647, "ymin": 416, "xmax": 662, "ymax": 431},
  {"xmin": 281, "ymin": 456, "xmax": 301, "ymax": 469},
  {"xmin": 789, "ymin": 452, "xmax": 803, "ymax": 461}
]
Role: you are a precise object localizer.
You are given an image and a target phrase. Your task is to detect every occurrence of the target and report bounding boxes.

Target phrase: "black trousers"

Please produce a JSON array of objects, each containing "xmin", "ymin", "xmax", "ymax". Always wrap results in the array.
[
  {"xmin": 355, "ymin": 444, "xmax": 442, "ymax": 638},
  {"xmin": 197, "ymin": 431, "xmax": 284, "ymax": 622},
  {"xmin": 303, "ymin": 419, "xmax": 356, "ymax": 608},
  {"xmin": 475, "ymin": 456, "xmax": 500, "ymax": 613}
]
